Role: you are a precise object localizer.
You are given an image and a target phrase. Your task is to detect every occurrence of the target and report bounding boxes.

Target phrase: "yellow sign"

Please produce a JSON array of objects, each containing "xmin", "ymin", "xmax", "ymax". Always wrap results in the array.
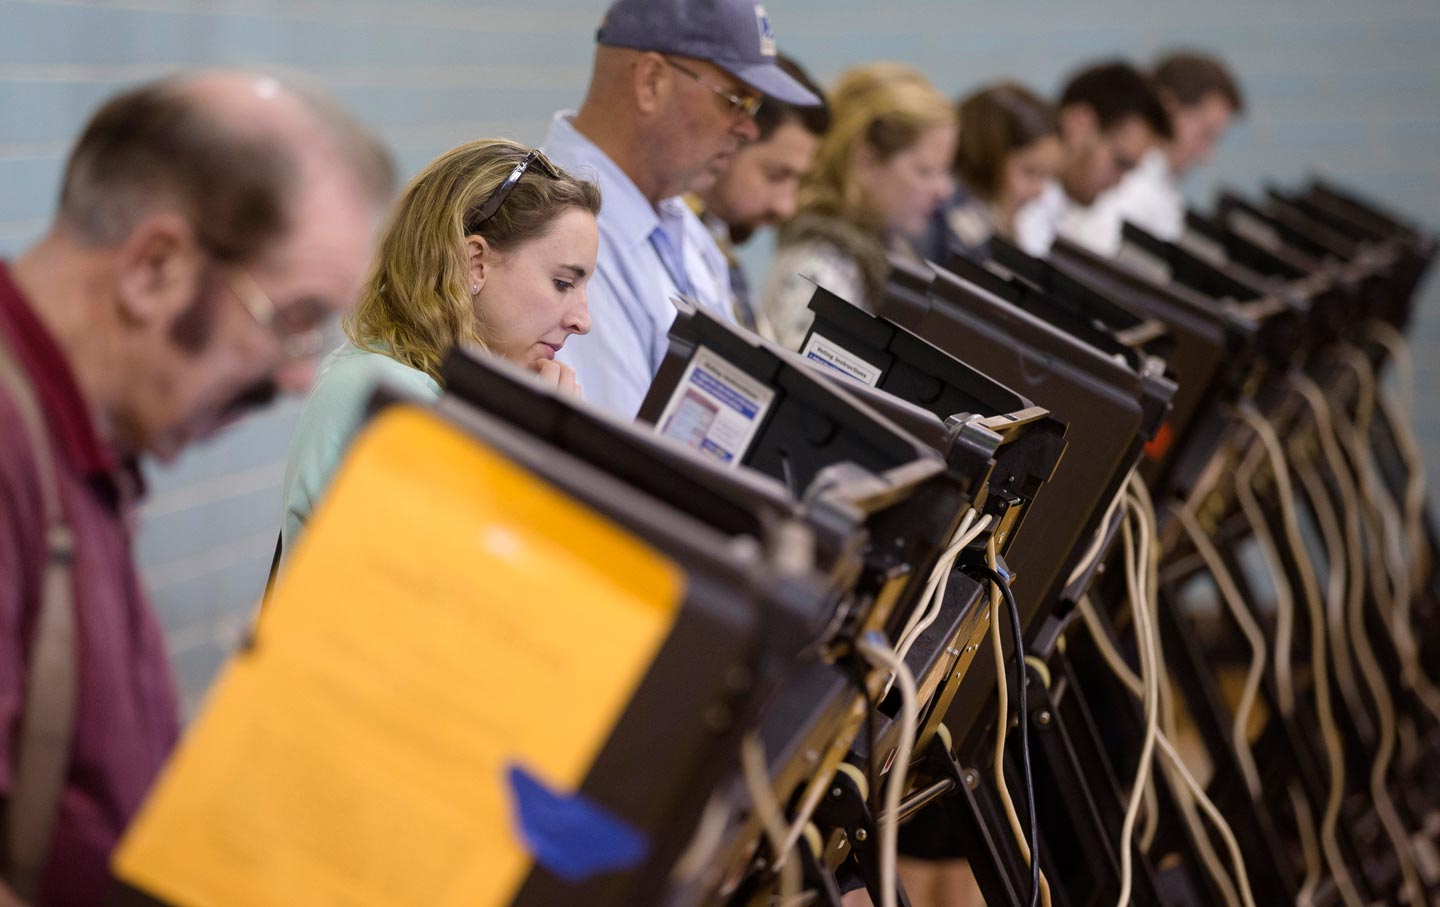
[{"xmin": 115, "ymin": 405, "xmax": 683, "ymax": 906}]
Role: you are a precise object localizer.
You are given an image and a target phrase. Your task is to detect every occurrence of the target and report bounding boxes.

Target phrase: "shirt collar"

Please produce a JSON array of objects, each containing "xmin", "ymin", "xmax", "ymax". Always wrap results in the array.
[
  {"xmin": 541, "ymin": 111, "xmax": 661, "ymax": 249},
  {"xmin": 0, "ymin": 260, "xmax": 121, "ymax": 485},
  {"xmin": 1139, "ymin": 147, "xmax": 1177, "ymax": 183}
]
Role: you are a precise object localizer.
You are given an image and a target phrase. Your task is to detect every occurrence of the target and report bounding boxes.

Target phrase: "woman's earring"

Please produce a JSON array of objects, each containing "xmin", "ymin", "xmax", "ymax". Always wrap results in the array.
[{"xmin": 471, "ymin": 283, "xmax": 479, "ymax": 294}]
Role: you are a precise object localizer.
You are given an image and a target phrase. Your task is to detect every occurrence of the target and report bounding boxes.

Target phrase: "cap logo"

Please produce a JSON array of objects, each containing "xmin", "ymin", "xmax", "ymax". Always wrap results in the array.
[{"xmin": 754, "ymin": 5, "xmax": 776, "ymax": 56}]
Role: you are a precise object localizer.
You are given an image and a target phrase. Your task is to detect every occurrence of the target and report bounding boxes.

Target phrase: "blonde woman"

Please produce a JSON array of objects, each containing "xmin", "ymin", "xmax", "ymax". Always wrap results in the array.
[
  {"xmin": 761, "ymin": 63, "xmax": 956, "ymax": 349},
  {"xmin": 278, "ymin": 139, "xmax": 601, "ymax": 557}
]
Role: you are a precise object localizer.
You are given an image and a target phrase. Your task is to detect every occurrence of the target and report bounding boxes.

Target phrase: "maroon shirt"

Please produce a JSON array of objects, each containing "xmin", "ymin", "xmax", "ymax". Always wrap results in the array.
[{"xmin": 0, "ymin": 262, "xmax": 180, "ymax": 906}]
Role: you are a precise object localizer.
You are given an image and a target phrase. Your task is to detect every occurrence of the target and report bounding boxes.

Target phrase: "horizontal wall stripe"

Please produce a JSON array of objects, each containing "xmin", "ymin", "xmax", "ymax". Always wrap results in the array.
[{"xmin": 138, "ymin": 460, "xmax": 286, "ymax": 521}]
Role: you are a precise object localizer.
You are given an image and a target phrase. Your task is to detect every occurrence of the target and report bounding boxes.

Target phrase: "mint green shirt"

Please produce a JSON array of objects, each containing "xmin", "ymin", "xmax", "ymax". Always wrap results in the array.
[{"xmin": 279, "ymin": 344, "xmax": 440, "ymax": 564}]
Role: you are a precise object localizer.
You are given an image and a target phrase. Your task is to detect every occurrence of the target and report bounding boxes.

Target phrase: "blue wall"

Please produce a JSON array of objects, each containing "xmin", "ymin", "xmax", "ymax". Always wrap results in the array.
[{"xmin": 2, "ymin": 0, "xmax": 1437, "ymax": 713}]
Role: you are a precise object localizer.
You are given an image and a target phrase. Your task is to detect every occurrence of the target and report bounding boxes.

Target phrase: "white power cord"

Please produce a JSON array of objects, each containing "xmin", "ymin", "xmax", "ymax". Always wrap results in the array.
[
  {"xmin": 1076, "ymin": 484, "xmax": 1259, "ymax": 907},
  {"xmin": 1325, "ymin": 350, "xmax": 1426, "ymax": 907},
  {"xmin": 1175, "ymin": 506, "xmax": 1266, "ymax": 798},
  {"xmin": 1077, "ymin": 593, "xmax": 1244, "ymax": 907},
  {"xmin": 1156, "ymin": 648, "xmax": 1244, "ymax": 907},
  {"xmin": 1340, "ymin": 344, "xmax": 1440, "ymax": 724},
  {"xmin": 856, "ymin": 636, "xmax": 920, "ymax": 907},
  {"xmin": 894, "ymin": 510, "xmax": 992, "ymax": 666},
  {"xmin": 1233, "ymin": 405, "xmax": 1334, "ymax": 881},
  {"xmin": 741, "ymin": 732, "xmax": 803, "ymax": 902},
  {"xmin": 1232, "ymin": 438, "xmax": 1297, "ymax": 715},
  {"xmin": 1287, "ymin": 373, "xmax": 1369, "ymax": 907},
  {"xmin": 1113, "ymin": 486, "xmax": 1160, "ymax": 907},
  {"xmin": 1067, "ymin": 472, "xmax": 1132, "ymax": 588},
  {"xmin": 1289, "ymin": 780, "xmax": 1323, "ymax": 907},
  {"xmin": 1366, "ymin": 322, "xmax": 1430, "ymax": 590}
]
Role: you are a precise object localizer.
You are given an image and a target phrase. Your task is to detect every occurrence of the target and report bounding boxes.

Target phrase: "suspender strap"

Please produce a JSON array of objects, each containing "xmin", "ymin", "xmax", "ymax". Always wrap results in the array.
[{"xmin": 0, "ymin": 337, "xmax": 78, "ymax": 902}]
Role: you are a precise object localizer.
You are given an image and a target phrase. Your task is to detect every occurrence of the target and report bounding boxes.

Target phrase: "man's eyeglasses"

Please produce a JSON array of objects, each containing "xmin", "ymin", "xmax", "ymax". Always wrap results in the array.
[
  {"xmin": 664, "ymin": 57, "xmax": 763, "ymax": 120},
  {"xmin": 468, "ymin": 148, "xmax": 562, "ymax": 229},
  {"xmin": 223, "ymin": 266, "xmax": 330, "ymax": 361}
]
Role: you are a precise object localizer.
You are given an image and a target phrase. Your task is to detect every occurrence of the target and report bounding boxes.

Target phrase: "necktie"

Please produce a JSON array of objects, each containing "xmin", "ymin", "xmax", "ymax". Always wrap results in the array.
[
  {"xmin": 648, "ymin": 224, "xmax": 695, "ymax": 299},
  {"xmin": 726, "ymin": 251, "xmax": 758, "ymax": 332}
]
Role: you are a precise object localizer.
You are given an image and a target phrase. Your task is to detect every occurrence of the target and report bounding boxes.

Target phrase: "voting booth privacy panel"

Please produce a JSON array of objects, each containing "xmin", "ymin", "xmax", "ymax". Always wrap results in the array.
[{"xmin": 113, "ymin": 177, "xmax": 1440, "ymax": 907}]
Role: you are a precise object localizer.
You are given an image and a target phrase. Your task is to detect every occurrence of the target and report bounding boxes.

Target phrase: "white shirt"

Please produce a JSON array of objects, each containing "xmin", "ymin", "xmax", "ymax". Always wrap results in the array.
[
  {"xmin": 541, "ymin": 111, "xmax": 734, "ymax": 419},
  {"xmin": 1058, "ymin": 150, "xmax": 1185, "ymax": 257},
  {"xmin": 1013, "ymin": 181, "xmax": 1073, "ymax": 257}
]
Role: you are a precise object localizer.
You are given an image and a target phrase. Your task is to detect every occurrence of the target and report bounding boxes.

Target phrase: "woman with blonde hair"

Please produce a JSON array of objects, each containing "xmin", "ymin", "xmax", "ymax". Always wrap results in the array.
[
  {"xmin": 277, "ymin": 138, "xmax": 601, "ymax": 557},
  {"xmin": 761, "ymin": 62, "xmax": 956, "ymax": 349}
]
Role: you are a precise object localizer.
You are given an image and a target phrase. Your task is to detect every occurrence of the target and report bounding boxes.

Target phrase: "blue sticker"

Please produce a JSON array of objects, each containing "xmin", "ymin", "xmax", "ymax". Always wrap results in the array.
[{"xmin": 506, "ymin": 763, "xmax": 650, "ymax": 884}]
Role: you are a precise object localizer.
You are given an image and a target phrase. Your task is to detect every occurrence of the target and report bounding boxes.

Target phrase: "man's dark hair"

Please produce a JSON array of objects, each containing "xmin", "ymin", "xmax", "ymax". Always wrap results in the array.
[
  {"xmin": 753, "ymin": 53, "xmax": 830, "ymax": 142},
  {"xmin": 1058, "ymin": 60, "xmax": 1172, "ymax": 141},
  {"xmin": 58, "ymin": 74, "xmax": 395, "ymax": 263},
  {"xmin": 1152, "ymin": 51, "xmax": 1245, "ymax": 116}
]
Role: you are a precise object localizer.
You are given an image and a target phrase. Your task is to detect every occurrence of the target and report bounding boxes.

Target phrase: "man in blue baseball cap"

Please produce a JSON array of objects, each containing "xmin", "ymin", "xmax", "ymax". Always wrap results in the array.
[{"xmin": 542, "ymin": 0, "xmax": 822, "ymax": 419}]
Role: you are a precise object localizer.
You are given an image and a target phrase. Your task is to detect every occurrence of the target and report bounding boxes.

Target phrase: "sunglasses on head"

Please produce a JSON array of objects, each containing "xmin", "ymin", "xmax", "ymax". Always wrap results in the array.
[{"xmin": 467, "ymin": 148, "xmax": 562, "ymax": 230}]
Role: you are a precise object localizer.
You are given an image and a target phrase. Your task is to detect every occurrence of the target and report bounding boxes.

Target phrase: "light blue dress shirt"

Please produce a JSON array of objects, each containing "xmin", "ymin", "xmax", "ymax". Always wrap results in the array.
[{"xmin": 541, "ymin": 111, "xmax": 734, "ymax": 419}]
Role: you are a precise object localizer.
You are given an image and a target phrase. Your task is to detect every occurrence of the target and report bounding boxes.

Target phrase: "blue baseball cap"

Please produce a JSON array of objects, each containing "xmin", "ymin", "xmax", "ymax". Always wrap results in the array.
[{"xmin": 597, "ymin": 0, "xmax": 822, "ymax": 108}]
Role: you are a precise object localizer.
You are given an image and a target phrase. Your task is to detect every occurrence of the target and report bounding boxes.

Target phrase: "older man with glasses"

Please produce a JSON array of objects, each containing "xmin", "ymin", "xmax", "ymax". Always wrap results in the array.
[
  {"xmin": 541, "ymin": 0, "xmax": 821, "ymax": 419},
  {"xmin": 0, "ymin": 71, "xmax": 393, "ymax": 907}
]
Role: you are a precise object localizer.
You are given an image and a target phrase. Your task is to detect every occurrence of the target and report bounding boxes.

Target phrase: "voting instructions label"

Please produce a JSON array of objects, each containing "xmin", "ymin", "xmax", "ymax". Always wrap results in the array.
[
  {"xmin": 656, "ymin": 346, "xmax": 776, "ymax": 467},
  {"xmin": 800, "ymin": 333, "xmax": 883, "ymax": 387}
]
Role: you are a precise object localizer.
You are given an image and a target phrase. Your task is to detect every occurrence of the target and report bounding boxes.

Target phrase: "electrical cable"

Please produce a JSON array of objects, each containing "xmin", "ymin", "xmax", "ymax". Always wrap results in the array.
[
  {"xmin": 1111, "ymin": 490, "xmax": 1160, "ymax": 907},
  {"xmin": 741, "ymin": 732, "xmax": 803, "ymax": 902},
  {"xmin": 1289, "ymin": 780, "xmax": 1323, "ymax": 907},
  {"xmin": 759, "ymin": 511, "xmax": 984, "ymax": 873},
  {"xmin": 1175, "ymin": 506, "xmax": 1266, "ymax": 798},
  {"xmin": 1155, "ymin": 641, "xmax": 1243, "ymax": 907},
  {"xmin": 1287, "ymin": 383, "xmax": 1372, "ymax": 907},
  {"xmin": 1077, "ymin": 581, "xmax": 1255, "ymax": 907},
  {"xmin": 1338, "ymin": 347, "xmax": 1436, "ymax": 725},
  {"xmin": 1374, "ymin": 387, "xmax": 1437, "ymax": 683},
  {"xmin": 1138, "ymin": 768, "xmax": 1161, "ymax": 855},
  {"xmin": 1291, "ymin": 378, "xmax": 1373, "ymax": 731},
  {"xmin": 894, "ymin": 511, "xmax": 992, "ymax": 667},
  {"xmin": 973, "ymin": 535, "xmax": 1048, "ymax": 907},
  {"xmin": 1318, "ymin": 352, "xmax": 1426, "ymax": 907},
  {"xmin": 1123, "ymin": 475, "xmax": 1261, "ymax": 907},
  {"xmin": 1077, "ymin": 492, "xmax": 1259, "ymax": 907},
  {"xmin": 1002, "ymin": 574, "xmax": 1041, "ymax": 907},
  {"xmin": 1232, "ymin": 437, "xmax": 1301, "ymax": 716},
  {"xmin": 1366, "ymin": 322, "xmax": 1430, "ymax": 589},
  {"xmin": 1152, "ymin": 730, "xmax": 1259, "ymax": 907},
  {"xmin": 893, "ymin": 509, "xmax": 975, "ymax": 656},
  {"xmin": 1067, "ymin": 471, "xmax": 1132, "ymax": 588},
  {"xmin": 1339, "ymin": 346, "xmax": 1440, "ymax": 724},
  {"xmin": 850, "ymin": 657, "xmax": 881, "ymax": 822},
  {"xmin": 670, "ymin": 788, "xmax": 734, "ymax": 886},
  {"xmin": 1130, "ymin": 478, "xmax": 1236, "ymax": 897},
  {"xmin": 1233, "ymin": 405, "xmax": 1334, "ymax": 880},
  {"xmin": 856, "ymin": 636, "xmax": 920, "ymax": 907},
  {"xmin": 1232, "ymin": 438, "xmax": 1297, "ymax": 715}
]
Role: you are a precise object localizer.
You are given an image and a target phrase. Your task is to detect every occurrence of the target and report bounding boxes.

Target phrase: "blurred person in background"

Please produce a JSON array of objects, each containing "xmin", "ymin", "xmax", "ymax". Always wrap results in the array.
[
  {"xmin": 922, "ymin": 81, "xmax": 1063, "ymax": 262},
  {"xmin": 689, "ymin": 52, "xmax": 830, "ymax": 340},
  {"xmin": 1061, "ymin": 50, "xmax": 1246, "ymax": 254},
  {"xmin": 0, "ymin": 71, "xmax": 393, "ymax": 907},
  {"xmin": 276, "ymin": 140, "xmax": 601, "ymax": 566},
  {"xmin": 1014, "ymin": 60, "xmax": 1171, "ymax": 256},
  {"xmin": 541, "ymin": 0, "xmax": 821, "ymax": 418},
  {"xmin": 762, "ymin": 61, "xmax": 956, "ymax": 349}
]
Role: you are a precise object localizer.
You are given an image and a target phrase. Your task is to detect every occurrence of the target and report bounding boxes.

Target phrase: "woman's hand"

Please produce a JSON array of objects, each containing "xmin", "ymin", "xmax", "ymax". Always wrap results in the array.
[{"xmin": 534, "ymin": 359, "xmax": 582, "ymax": 399}]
